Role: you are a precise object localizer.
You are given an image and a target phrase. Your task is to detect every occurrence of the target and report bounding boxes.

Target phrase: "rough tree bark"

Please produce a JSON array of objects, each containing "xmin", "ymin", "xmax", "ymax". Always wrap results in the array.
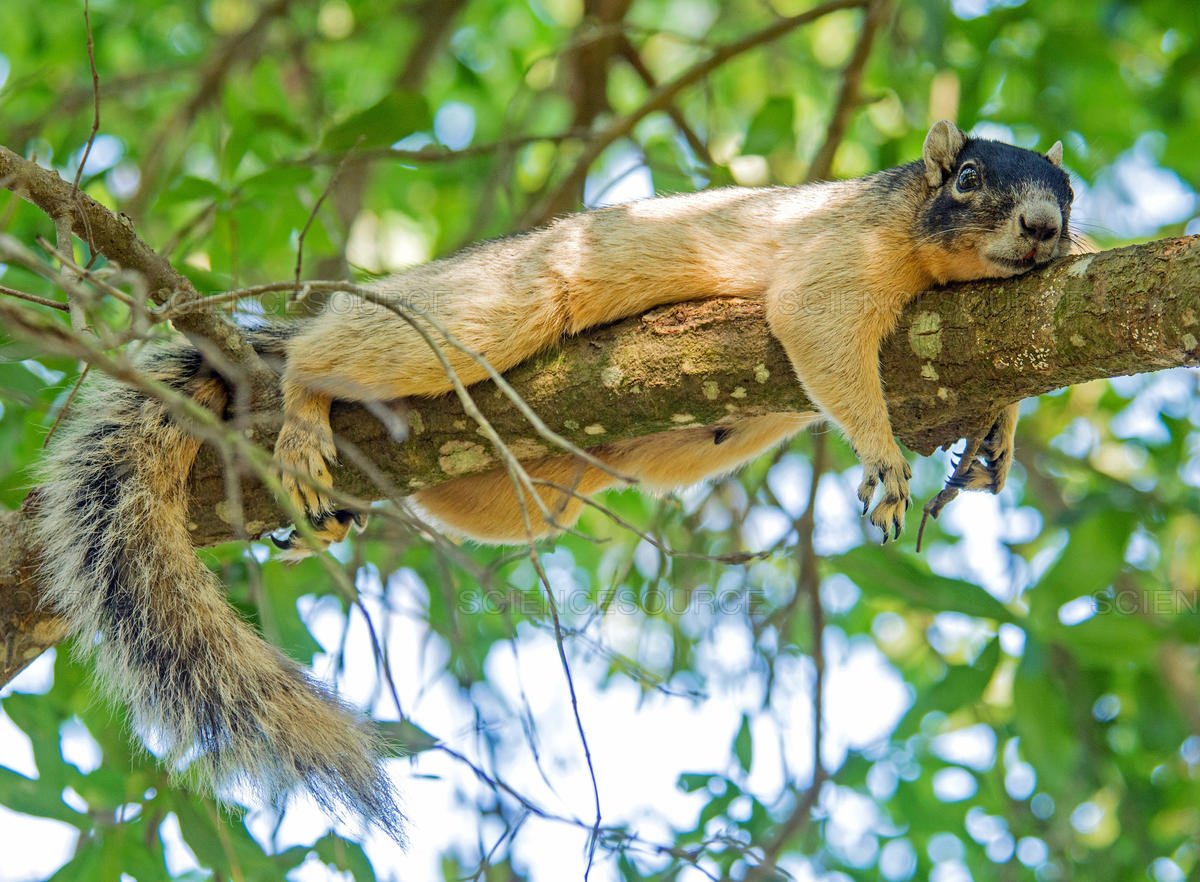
[{"xmin": 1, "ymin": 234, "xmax": 1197, "ymax": 687}]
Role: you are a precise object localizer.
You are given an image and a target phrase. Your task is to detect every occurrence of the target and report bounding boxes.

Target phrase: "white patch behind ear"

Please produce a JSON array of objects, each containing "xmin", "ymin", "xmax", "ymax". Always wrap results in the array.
[
  {"xmin": 1046, "ymin": 140, "xmax": 1064, "ymax": 168},
  {"xmin": 923, "ymin": 119, "xmax": 967, "ymax": 187}
]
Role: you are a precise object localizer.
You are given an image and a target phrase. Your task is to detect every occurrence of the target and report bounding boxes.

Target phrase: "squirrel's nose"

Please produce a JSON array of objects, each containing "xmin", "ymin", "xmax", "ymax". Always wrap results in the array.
[{"xmin": 1019, "ymin": 210, "xmax": 1061, "ymax": 242}]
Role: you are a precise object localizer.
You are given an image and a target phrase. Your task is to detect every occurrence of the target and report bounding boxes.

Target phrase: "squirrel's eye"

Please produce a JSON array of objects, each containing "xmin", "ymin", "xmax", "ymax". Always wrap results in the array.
[{"xmin": 956, "ymin": 166, "xmax": 980, "ymax": 191}]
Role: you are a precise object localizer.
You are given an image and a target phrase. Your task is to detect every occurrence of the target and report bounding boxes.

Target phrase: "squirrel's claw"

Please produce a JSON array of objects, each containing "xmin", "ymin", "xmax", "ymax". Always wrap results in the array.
[
  {"xmin": 267, "ymin": 509, "xmax": 367, "ymax": 562},
  {"xmin": 861, "ymin": 456, "xmax": 911, "ymax": 544}
]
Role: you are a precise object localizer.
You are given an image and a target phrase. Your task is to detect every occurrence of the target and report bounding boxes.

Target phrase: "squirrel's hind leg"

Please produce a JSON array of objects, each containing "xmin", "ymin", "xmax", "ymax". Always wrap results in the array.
[
  {"xmin": 956, "ymin": 403, "xmax": 1019, "ymax": 494},
  {"xmin": 915, "ymin": 403, "xmax": 1020, "ymax": 551},
  {"xmin": 274, "ymin": 378, "xmax": 365, "ymax": 557}
]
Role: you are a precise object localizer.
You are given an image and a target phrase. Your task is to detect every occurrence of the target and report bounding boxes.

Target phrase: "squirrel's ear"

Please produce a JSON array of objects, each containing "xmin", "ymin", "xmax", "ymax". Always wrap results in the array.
[
  {"xmin": 1046, "ymin": 140, "xmax": 1064, "ymax": 168},
  {"xmin": 923, "ymin": 119, "xmax": 967, "ymax": 187}
]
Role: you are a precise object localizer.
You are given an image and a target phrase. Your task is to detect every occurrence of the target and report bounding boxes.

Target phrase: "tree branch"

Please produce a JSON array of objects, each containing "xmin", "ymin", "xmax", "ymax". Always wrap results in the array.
[
  {"xmin": 1, "ymin": 235, "xmax": 1197, "ymax": 686},
  {"xmin": 519, "ymin": 0, "xmax": 870, "ymax": 227},
  {"xmin": 0, "ymin": 144, "xmax": 275, "ymax": 390},
  {"xmin": 807, "ymin": 0, "xmax": 892, "ymax": 181}
]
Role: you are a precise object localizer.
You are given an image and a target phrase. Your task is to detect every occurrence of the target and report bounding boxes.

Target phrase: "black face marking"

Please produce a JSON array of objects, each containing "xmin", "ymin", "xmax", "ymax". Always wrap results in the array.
[
  {"xmin": 958, "ymin": 139, "xmax": 1072, "ymax": 203},
  {"xmin": 713, "ymin": 427, "xmax": 732, "ymax": 445},
  {"xmin": 918, "ymin": 137, "xmax": 1073, "ymax": 244}
]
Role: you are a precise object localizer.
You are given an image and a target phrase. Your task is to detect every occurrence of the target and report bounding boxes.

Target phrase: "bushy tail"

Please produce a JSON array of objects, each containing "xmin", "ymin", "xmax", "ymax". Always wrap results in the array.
[{"xmin": 34, "ymin": 334, "xmax": 403, "ymax": 839}]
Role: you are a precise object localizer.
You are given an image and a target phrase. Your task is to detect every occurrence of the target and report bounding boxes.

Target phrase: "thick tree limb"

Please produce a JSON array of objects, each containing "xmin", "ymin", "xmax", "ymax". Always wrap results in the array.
[{"xmin": 1, "ymin": 235, "xmax": 1198, "ymax": 686}]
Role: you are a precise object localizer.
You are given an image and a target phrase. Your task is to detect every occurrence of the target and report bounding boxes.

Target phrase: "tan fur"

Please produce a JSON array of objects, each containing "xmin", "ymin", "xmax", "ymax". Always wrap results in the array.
[{"xmin": 278, "ymin": 120, "xmax": 1071, "ymax": 547}]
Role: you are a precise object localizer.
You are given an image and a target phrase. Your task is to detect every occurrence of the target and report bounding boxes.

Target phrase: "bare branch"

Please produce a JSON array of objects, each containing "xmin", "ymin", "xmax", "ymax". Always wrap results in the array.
[
  {"xmin": 0, "ymin": 284, "xmax": 69, "ymax": 311},
  {"xmin": 0, "ymin": 144, "xmax": 274, "ymax": 389},
  {"xmin": 807, "ymin": 0, "xmax": 892, "ymax": 182},
  {"xmin": 290, "ymin": 132, "xmax": 588, "ymax": 169},
  {"xmin": 747, "ymin": 436, "xmax": 829, "ymax": 880},
  {"xmin": 71, "ymin": 0, "xmax": 102, "ymax": 197},
  {"xmin": 293, "ymin": 139, "xmax": 362, "ymax": 295}
]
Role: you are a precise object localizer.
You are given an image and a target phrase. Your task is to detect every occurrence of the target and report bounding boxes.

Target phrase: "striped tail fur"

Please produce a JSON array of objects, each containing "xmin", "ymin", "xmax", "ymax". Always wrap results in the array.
[{"xmin": 33, "ymin": 330, "xmax": 404, "ymax": 840}]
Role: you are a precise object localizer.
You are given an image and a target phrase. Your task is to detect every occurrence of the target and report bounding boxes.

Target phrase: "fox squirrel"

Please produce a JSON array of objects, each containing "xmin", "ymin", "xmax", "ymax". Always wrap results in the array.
[{"xmin": 35, "ymin": 120, "xmax": 1072, "ymax": 837}]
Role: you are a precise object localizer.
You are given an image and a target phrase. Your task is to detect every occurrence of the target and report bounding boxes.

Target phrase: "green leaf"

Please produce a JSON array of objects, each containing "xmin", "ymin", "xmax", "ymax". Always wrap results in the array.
[
  {"xmin": 170, "ymin": 796, "xmax": 233, "ymax": 869},
  {"xmin": 313, "ymin": 832, "xmax": 378, "ymax": 881},
  {"xmin": 831, "ymin": 547, "xmax": 1017, "ymax": 622},
  {"xmin": 47, "ymin": 839, "xmax": 106, "ymax": 882},
  {"xmin": 320, "ymin": 91, "xmax": 431, "ymax": 153},
  {"xmin": 733, "ymin": 715, "xmax": 753, "ymax": 773},
  {"xmin": 0, "ymin": 766, "xmax": 82, "ymax": 823},
  {"xmin": 897, "ymin": 638, "xmax": 1001, "ymax": 735},
  {"xmin": 1028, "ymin": 507, "xmax": 1136, "ymax": 625},
  {"xmin": 238, "ymin": 165, "xmax": 314, "ymax": 198},
  {"xmin": 1048, "ymin": 607, "xmax": 1161, "ymax": 668},
  {"xmin": 2, "ymin": 693, "xmax": 72, "ymax": 790},
  {"xmin": 167, "ymin": 175, "xmax": 228, "ymax": 203},
  {"xmin": 1010, "ymin": 636, "xmax": 1078, "ymax": 792},
  {"xmin": 376, "ymin": 719, "xmax": 439, "ymax": 757},
  {"xmin": 677, "ymin": 773, "xmax": 713, "ymax": 793},
  {"xmin": 743, "ymin": 96, "xmax": 794, "ymax": 155}
]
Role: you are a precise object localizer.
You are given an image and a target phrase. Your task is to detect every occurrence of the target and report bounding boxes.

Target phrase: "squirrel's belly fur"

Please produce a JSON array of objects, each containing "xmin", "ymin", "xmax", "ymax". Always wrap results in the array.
[{"xmin": 36, "ymin": 121, "xmax": 1073, "ymax": 837}]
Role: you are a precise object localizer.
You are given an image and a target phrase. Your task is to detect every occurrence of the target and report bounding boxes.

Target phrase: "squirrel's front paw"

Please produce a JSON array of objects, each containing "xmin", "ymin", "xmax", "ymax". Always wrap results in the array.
[{"xmin": 857, "ymin": 455, "xmax": 912, "ymax": 542}]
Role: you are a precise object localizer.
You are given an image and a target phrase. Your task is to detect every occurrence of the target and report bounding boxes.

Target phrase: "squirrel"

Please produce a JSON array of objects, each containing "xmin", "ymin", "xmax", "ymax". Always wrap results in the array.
[{"xmin": 34, "ymin": 120, "xmax": 1072, "ymax": 837}]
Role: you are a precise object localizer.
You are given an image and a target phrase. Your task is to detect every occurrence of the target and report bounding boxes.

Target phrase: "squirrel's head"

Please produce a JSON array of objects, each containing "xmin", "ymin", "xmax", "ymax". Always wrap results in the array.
[{"xmin": 917, "ymin": 119, "xmax": 1073, "ymax": 281}]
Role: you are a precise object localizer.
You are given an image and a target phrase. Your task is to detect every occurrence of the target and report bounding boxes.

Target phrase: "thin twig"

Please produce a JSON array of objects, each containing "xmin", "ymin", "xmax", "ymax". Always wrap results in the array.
[
  {"xmin": 52, "ymin": 215, "xmax": 89, "ymax": 335},
  {"xmin": 0, "ymin": 285, "xmax": 69, "ymax": 311},
  {"xmin": 744, "ymin": 434, "xmax": 829, "ymax": 881},
  {"xmin": 290, "ymin": 130, "xmax": 588, "ymax": 168},
  {"xmin": 533, "ymin": 478, "xmax": 768, "ymax": 564},
  {"xmin": 294, "ymin": 138, "xmax": 362, "ymax": 297},
  {"xmin": 36, "ymin": 235, "xmax": 138, "ymax": 308},
  {"xmin": 42, "ymin": 364, "xmax": 90, "ymax": 448},
  {"xmin": 0, "ymin": 144, "xmax": 274, "ymax": 386},
  {"xmin": 524, "ymin": 546, "xmax": 604, "ymax": 879},
  {"xmin": 71, "ymin": 0, "xmax": 102, "ymax": 196}
]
